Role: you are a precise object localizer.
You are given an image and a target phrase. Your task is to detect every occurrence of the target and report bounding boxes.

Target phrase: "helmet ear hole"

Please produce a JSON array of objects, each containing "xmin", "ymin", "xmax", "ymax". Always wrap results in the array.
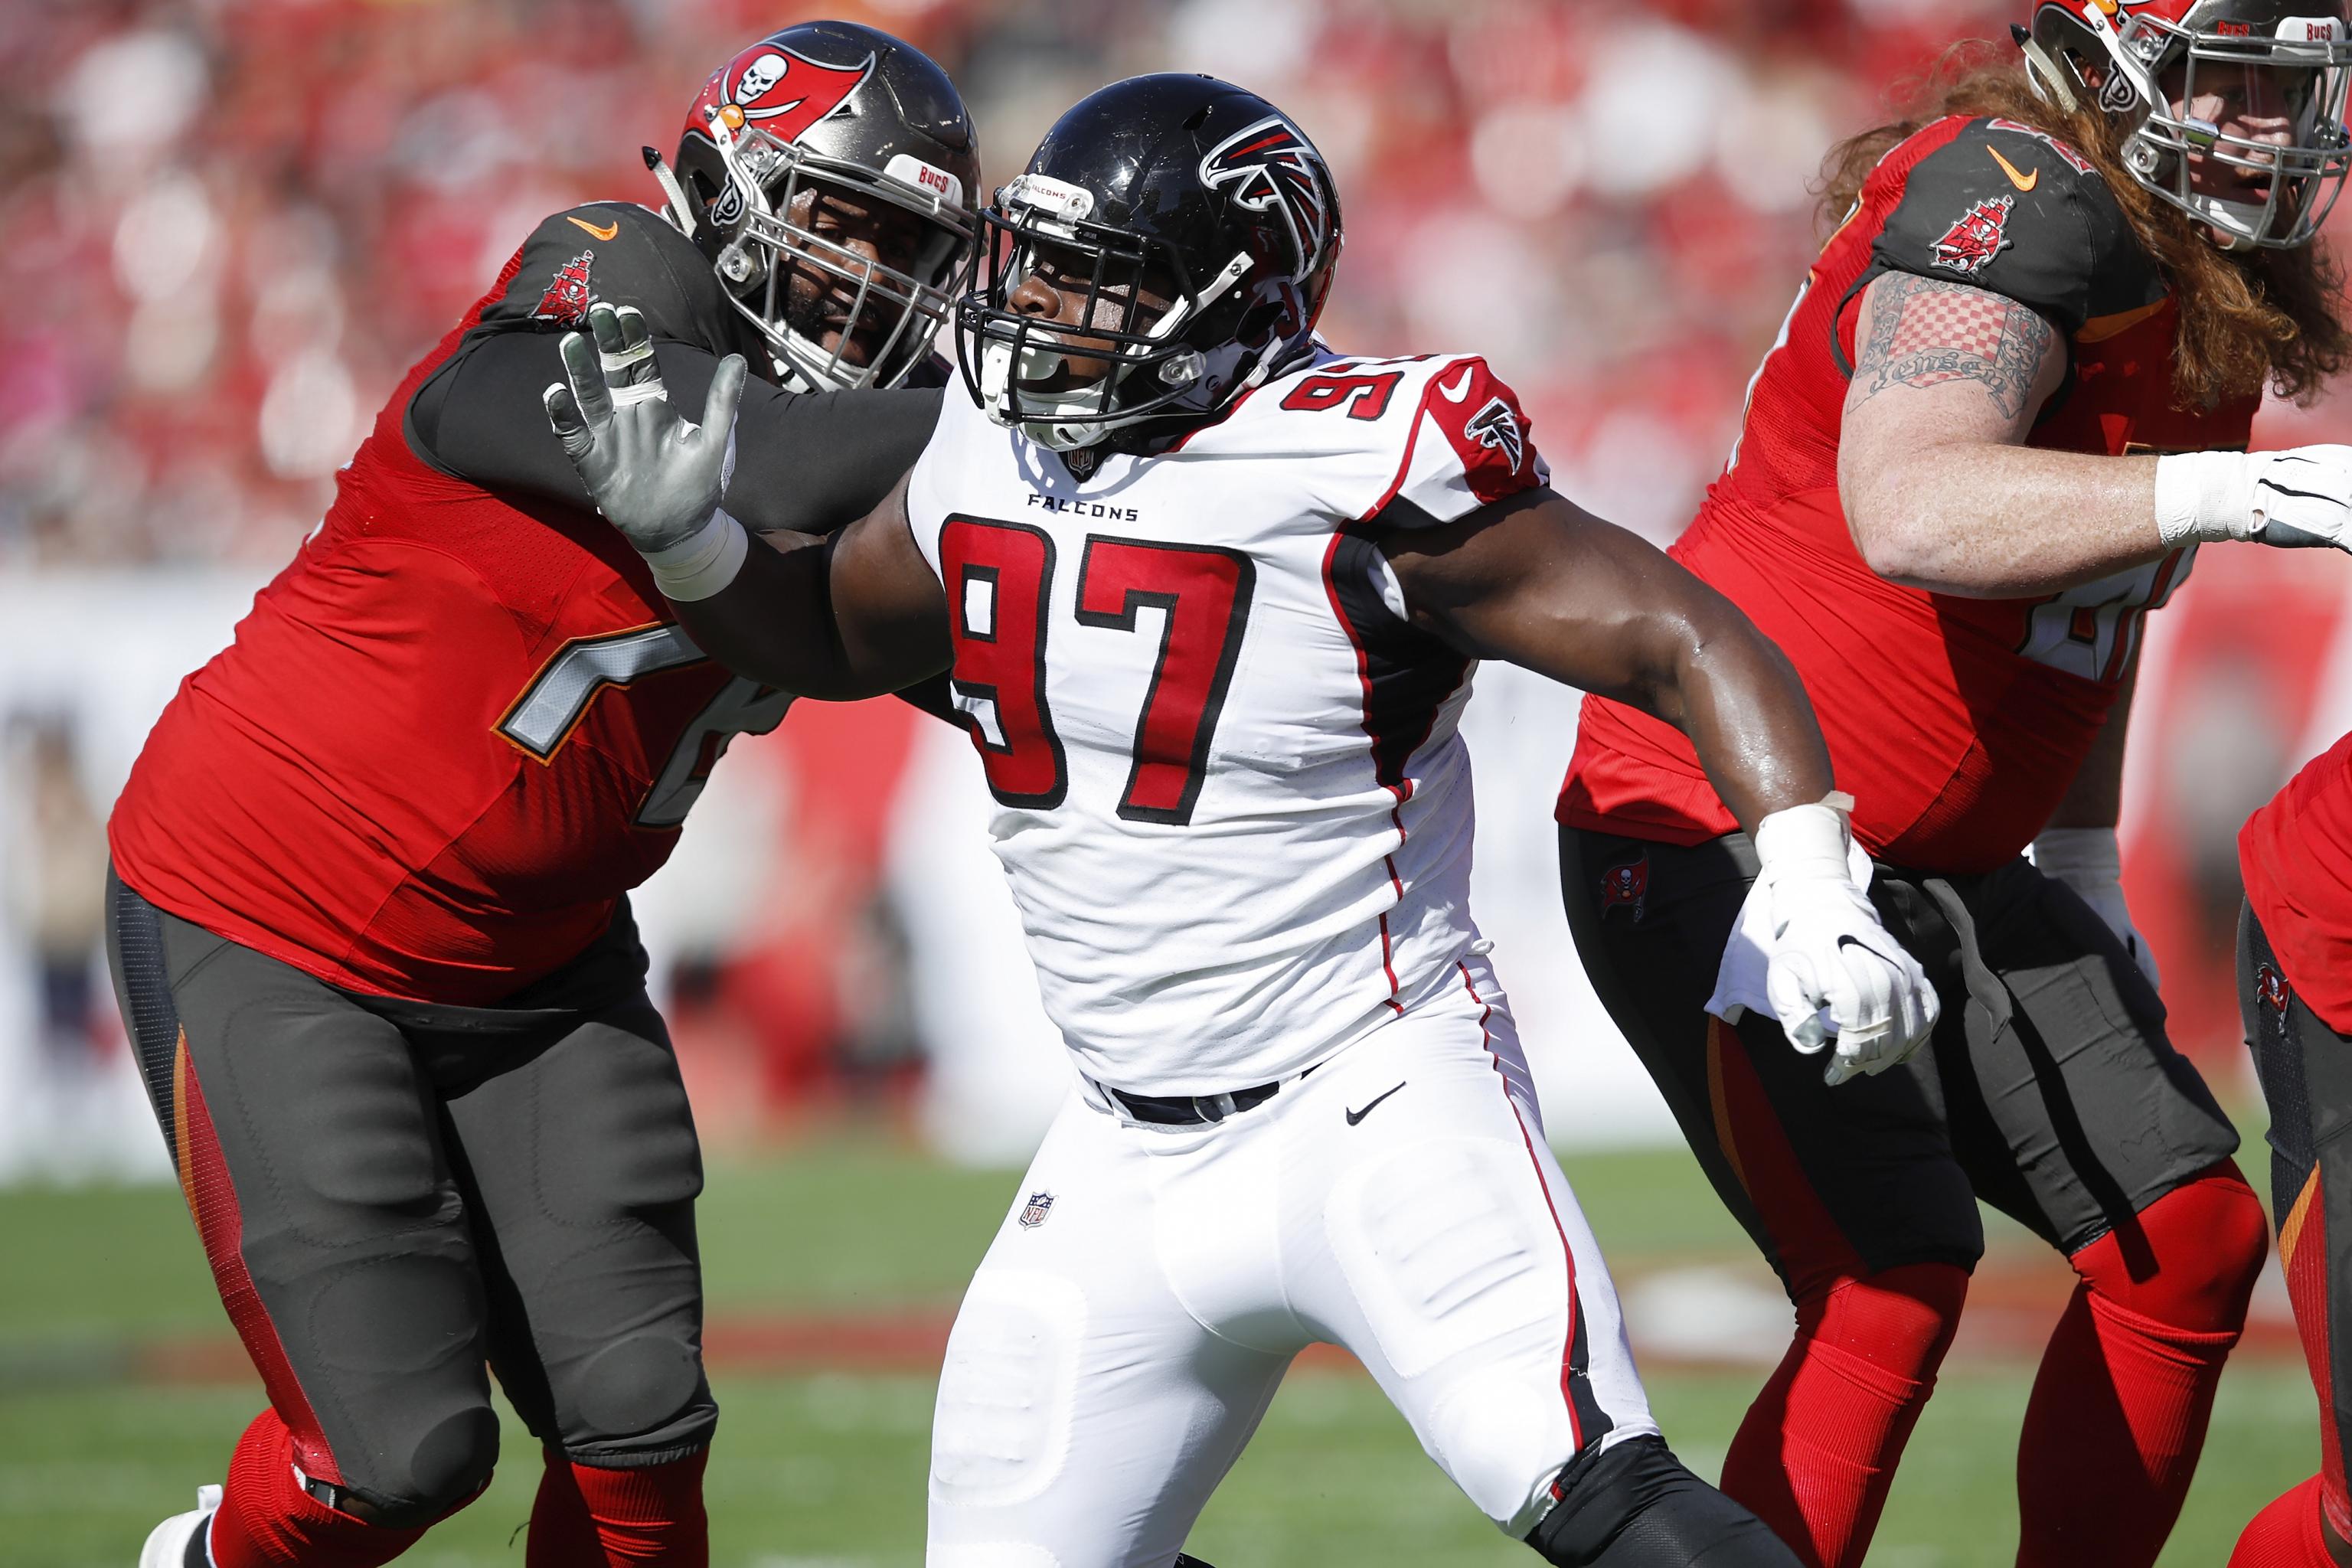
[{"xmin": 1235, "ymin": 299, "xmax": 1284, "ymax": 350}]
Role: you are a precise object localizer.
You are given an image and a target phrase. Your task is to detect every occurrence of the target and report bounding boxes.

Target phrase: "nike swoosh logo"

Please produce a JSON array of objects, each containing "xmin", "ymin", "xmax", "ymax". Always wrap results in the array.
[
  {"xmin": 1437, "ymin": 365, "xmax": 1475, "ymax": 401},
  {"xmin": 1346, "ymin": 1082, "xmax": 1406, "ymax": 1125},
  {"xmin": 568, "ymin": 215, "xmax": 622, "ymax": 241},
  {"xmin": 1986, "ymin": 145, "xmax": 2039, "ymax": 193}
]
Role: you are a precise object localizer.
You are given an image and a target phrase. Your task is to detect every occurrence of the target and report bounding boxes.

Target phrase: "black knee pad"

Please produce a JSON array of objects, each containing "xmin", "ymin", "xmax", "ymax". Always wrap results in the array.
[
  {"xmin": 341, "ymin": 1404, "xmax": 501, "ymax": 1527},
  {"xmin": 1525, "ymin": 1436, "xmax": 1802, "ymax": 1568},
  {"xmin": 557, "ymin": 1334, "xmax": 718, "ymax": 1467}
]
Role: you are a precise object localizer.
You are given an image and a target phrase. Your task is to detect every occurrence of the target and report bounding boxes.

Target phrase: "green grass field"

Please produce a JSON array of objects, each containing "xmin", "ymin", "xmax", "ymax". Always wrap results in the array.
[{"xmin": 0, "ymin": 1143, "xmax": 2321, "ymax": 1566}]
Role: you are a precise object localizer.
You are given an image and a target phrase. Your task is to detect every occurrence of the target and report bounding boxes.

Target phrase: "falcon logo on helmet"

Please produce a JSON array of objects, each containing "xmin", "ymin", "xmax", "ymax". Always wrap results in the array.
[
  {"xmin": 962, "ymin": 76, "xmax": 1344, "ymax": 452},
  {"xmin": 1929, "ymin": 194, "xmax": 2017, "ymax": 276},
  {"xmin": 724, "ymin": 44, "xmax": 874, "ymax": 145},
  {"xmin": 1199, "ymin": 116, "xmax": 1335, "ymax": 274}
]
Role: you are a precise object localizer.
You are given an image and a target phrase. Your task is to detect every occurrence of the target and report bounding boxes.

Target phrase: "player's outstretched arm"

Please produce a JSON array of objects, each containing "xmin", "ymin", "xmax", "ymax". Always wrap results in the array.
[
  {"xmin": 1839, "ymin": 271, "xmax": 2352, "ymax": 596},
  {"xmin": 1385, "ymin": 489, "xmax": 1939, "ymax": 1081},
  {"xmin": 543, "ymin": 302, "xmax": 949, "ymax": 698},
  {"xmin": 1385, "ymin": 489, "xmax": 1826, "ymax": 832}
]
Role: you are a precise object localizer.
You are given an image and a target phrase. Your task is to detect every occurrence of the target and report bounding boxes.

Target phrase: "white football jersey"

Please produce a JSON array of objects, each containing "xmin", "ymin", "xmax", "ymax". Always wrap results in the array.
[{"xmin": 903, "ymin": 347, "xmax": 1550, "ymax": 1093}]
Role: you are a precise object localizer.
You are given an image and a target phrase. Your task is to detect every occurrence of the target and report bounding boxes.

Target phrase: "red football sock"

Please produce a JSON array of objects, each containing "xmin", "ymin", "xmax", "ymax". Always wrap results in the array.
[
  {"xmin": 1719, "ymin": 1261, "xmax": 1968, "ymax": 1568},
  {"xmin": 2232, "ymin": 1475, "xmax": 2351, "ymax": 1568},
  {"xmin": 204, "ymin": 1410, "xmax": 428, "ymax": 1568},
  {"xmin": 2015, "ymin": 1165, "xmax": 2269, "ymax": 1568},
  {"xmin": 527, "ymin": 1449, "xmax": 710, "ymax": 1566}
]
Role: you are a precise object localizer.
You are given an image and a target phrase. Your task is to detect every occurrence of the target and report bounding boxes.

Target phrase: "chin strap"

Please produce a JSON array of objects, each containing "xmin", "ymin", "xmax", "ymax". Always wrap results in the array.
[
  {"xmin": 2013, "ymin": 25, "xmax": 2083, "ymax": 113},
  {"xmin": 642, "ymin": 146, "xmax": 697, "ymax": 240}
]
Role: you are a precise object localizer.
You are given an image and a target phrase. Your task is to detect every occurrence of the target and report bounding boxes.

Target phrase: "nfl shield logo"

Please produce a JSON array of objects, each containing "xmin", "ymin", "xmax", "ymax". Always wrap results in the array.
[{"xmin": 1018, "ymin": 1191, "xmax": 1056, "ymax": 1229}]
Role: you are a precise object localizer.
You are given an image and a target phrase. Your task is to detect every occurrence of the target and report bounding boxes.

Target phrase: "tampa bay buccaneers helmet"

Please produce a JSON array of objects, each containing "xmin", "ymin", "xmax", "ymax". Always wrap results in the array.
[
  {"xmin": 957, "ymin": 74, "xmax": 1343, "ymax": 452},
  {"xmin": 2022, "ymin": 0, "xmax": 2351, "ymax": 247},
  {"xmin": 656, "ymin": 21, "xmax": 980, "ymax": 390}
]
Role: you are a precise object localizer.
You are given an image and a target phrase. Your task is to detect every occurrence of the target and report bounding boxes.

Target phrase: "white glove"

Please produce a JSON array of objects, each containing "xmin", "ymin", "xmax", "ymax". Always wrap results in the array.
[
  {"xmin": 1754, "ymin": 802, "xmax": 1941, "ymax": 1086},
  {"xmin": 2030, "ymin": 826, "xmax": 2160, "ymax": 991},
  {"xmin": 2156, "ymin": 446, "xmax": 2352, "ymax": 551},
  {"xmin": 544, "ymin": 300, "xmax": 751, "ymax": 599}
]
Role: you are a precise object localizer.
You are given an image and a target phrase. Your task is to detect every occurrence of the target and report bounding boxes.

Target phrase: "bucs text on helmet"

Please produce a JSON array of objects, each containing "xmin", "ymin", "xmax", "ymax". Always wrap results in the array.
[
  {"xmin": 2022, "ymin": 0, "xmax": 2350, "ymax": 247},
  {"xmin": 659, "ymin": 21, "xmax": 981, "ymax": 390},
  {"xmin": 958, "ymin": 74, "xmax": 1344, "ymax": 452}
]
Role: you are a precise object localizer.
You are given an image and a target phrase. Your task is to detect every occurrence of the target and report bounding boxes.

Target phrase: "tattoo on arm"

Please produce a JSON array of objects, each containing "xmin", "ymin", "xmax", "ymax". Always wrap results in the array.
[{"xmin": 1847, "ymin": 272, "xmax": 2058, "ymax": 422}]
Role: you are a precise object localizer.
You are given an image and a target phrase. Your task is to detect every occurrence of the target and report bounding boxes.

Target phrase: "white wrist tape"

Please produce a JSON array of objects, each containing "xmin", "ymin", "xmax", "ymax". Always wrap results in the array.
[
  {"xmin": 2030, "ymin": 826, "xmax": 2121, "ymax": 884},
  {"xmin": 599, "ymin": 338, "xmax": 656, "ymax": 375},
  {"xmin": 2154, "ymin": 450, "xmax": 2252, "ymax": 547},
  {"xmin": 642, "ymin": 507, "xmax": 749, "ymax": 602},
  {"xmin": 1754, "ymin": 796, "xmax": 1854, "ymax": 884}
]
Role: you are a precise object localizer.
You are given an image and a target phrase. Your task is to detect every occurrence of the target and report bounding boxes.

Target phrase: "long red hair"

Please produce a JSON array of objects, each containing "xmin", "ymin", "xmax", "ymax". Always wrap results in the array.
[{"xmin": 1817, "ymin": 42, "xmax": 2350, "ymax": 408}]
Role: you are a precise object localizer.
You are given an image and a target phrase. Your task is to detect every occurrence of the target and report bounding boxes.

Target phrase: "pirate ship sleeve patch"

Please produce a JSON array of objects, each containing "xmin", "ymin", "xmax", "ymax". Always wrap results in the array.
[
  {"xmin": 1867, "ymin": 120, "xmax": 2158, "ymax": 337},
  {"xmin": 477, "ymin": 201, "xmax": 743, "ymax": 351}
]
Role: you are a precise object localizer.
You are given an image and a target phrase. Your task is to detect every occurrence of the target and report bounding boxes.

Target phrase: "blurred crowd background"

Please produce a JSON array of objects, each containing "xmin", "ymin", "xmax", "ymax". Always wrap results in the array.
[{"xmin": 0, "ymin": 0, "xmax": 2346, "ymax": 1179}]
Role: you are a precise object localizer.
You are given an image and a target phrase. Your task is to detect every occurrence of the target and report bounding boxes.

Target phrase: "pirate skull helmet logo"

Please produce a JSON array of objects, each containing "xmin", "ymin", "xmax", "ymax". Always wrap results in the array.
[{"xmin": 733, "ymin": 52, "xmax": 790, "ymax": 106}]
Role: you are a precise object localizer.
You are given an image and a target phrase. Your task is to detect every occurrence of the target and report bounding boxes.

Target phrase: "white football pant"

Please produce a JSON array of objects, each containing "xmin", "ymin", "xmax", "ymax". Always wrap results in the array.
[{"xmin": 926, "ymin": 959, "xmax": 1660, "ymax": 1568}]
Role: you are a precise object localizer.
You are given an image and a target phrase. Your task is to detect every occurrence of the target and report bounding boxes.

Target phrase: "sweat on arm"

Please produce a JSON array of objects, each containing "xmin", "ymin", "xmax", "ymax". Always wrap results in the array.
[{"xmin": 1378, "ymin": 490, "xmax": 1836, "ymax": 835}]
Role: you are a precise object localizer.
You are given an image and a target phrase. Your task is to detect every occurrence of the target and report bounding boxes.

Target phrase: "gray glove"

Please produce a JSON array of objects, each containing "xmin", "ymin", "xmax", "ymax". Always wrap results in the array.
[{"xmin": 543, "ymin": 301, "xmax": 746, "ymax": 554}]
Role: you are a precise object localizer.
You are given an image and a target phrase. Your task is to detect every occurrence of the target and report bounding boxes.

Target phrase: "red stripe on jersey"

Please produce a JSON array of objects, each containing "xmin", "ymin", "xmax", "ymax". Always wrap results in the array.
[
  {"xmin": 174, "ymin": 1035, "xmax": 345, "ymax": 1488},
  {"xmin": 1371, "ymin": 840, "xmax": 1409, "ymax": 1012},
  {"xmin": 1166, "ymin": 379, "xmax": 1271, "ymax": 452},
  {"xmin": 1321, "ymin": 530, "xmax": 1470, "ymax": 796},
  {"xmin": 1322, "ymin": 531, "xmax": 1403, "ymax": 803},
  {"xmin": 1355, "ymin": 377, "xmax": 1437, "ymax": 524},
  {"xmin": 1375, "ymin": 908, "xmax": 1403, "ymax": 1014}
]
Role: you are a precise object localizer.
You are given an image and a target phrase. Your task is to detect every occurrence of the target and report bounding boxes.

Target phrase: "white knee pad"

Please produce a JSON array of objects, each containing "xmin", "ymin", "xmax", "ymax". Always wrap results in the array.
[
  {"xmin": 1325, "ymin": 1137, "xmax": 1581, "ymax": 1532},
  {"xmin": 929, "ymin": 1271, "xmax": 1086, "ymax": 1511},
  {"xmin": 1423, "ymin": 1361, "xmax": 1580, "ymax": 1535}
]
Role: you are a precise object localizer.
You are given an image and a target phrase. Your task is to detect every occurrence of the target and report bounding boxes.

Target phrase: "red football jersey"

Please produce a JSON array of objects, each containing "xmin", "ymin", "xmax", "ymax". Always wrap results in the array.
[
  {"xmin": 1560, "ymin": 116, "xmax": 2259, "ymax": 873},
  {"xmin": 2243, "ymin": 732, "xmax": 2352, "ymax": 1035},
  {"xmin": 111, "ymin": 205, "xmax": 813, "ymax": 1004}
]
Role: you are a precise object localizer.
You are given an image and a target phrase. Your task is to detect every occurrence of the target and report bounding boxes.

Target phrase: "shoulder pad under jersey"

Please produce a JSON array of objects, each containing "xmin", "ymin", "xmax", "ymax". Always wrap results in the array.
[
  {"xmin": 476, "ymin": 201, "xmax": 768, "ymax": 360},
  {"xmin": 1252, "ymin": 352, "xmax": 1550, "ymax": 528},
  {"xmin": 1867, "ymin": 116, "xmax": 2164, "ymax": 335}
]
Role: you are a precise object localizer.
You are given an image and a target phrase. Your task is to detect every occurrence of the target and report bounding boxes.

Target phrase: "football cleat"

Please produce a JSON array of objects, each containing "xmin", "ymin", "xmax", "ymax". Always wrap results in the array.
[{"xmin": 138, "ymin": 1483, "xmax": 220, "ymax": 1568}]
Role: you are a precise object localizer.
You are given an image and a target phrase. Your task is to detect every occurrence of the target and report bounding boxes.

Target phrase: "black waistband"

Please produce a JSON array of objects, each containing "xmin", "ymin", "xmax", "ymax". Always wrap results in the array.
[{"xmin": 1106, "ymin": 1069, "xmax": 1306, "ymax": 1125}]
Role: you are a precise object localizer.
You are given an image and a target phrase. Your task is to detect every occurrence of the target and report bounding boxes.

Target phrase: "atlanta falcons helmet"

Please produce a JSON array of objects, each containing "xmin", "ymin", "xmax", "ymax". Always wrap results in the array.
[
  {"xmin": 2022, "ymin": 0, "xmax": 2351, "ymax": 247},
  {"xmin": 957, "ymin": 74, "xmax": 1343, "ymax": 452},
  {"xmin": 659, "ymin": 21, "xmax": 980, "ymax": 389}
]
